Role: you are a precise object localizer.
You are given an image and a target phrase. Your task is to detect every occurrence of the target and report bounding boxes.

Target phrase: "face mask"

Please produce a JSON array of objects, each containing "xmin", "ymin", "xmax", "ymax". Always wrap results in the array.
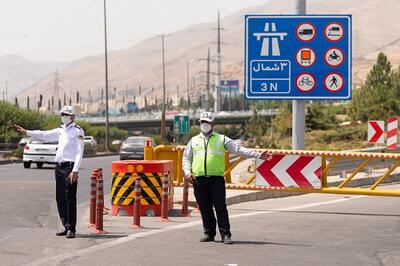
[
  {"xmin": 200, "ymin": 123, "xmax": 212, "ymax": 134},
  {"xmin": 61, "ymin": 116, "xmax": 71, "ymax": 125}
]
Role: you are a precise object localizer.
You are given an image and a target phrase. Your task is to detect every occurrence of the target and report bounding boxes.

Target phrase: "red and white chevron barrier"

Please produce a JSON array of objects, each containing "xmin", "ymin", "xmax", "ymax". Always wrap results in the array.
[
  {"xmin": 256, "ymin": 155, "xmax": 321, "ymax": 188},
  {"xmin": 368, "ymin": 120, "xmax": 384, "ymax": 144},
  {"xmin": 387, "ymin": 117, "xmax": 398, "ymax": 149}
]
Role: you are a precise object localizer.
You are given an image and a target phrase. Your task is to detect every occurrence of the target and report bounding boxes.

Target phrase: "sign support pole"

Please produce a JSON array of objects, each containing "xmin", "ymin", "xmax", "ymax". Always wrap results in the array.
[{"xmin": 292, "ymin": 0, "xmax": 306, "ymax": 150}]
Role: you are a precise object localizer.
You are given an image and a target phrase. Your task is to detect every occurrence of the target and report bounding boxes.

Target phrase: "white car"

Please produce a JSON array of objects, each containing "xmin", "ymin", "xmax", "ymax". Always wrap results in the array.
[
  {"xmin": 23, "ymin": 139, "xmax": 58, "ymax": 168},
  {"xmin": 84, "ymin": 136, "xmax": 97, "ymax": 155}
]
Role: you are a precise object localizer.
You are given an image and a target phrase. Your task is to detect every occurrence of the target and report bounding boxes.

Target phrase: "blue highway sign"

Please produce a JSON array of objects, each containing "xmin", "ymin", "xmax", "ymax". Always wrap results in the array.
[
  {"xmin": 220, "ymin": 80, "xmax": 240, "ymax": 94},
  {"xmin": 244, "ymin": 15, "xmax": 352, "ymax": 100}
]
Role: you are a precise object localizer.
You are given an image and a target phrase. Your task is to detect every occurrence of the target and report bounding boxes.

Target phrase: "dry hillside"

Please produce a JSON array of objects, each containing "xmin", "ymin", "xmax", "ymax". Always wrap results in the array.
[{"xmin": 15, "ymin": 0, "xmax": 400, "ymax": 108}]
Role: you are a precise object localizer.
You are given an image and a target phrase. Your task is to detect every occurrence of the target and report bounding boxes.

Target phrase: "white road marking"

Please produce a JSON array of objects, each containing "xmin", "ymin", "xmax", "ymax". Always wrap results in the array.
[{"xmin": 28, "ymin": 195, "xmax": 365, "ymax": 266}]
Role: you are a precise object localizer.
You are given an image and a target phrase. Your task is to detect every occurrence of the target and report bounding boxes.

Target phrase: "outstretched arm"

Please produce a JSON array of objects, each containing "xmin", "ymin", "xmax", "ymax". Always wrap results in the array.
[{"xmin": 14, "ymin": 124, "xmax": 60, "ymax": 141}]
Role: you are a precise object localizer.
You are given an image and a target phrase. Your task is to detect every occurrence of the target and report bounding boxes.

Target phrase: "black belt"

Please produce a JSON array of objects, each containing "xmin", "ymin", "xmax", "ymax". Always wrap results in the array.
[
  {"xmin": 56, "ymin": 161, "xmax": 74, "ymax": 167},
  {"xmin": 196, "ymin": 175, "xmax": 223, "ymax": 178}
]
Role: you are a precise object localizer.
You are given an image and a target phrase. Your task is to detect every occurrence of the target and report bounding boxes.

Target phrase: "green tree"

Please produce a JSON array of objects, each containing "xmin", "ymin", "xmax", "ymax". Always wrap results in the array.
[
  {"xmin": 350, "ymin": 52, "xmax": 400, "ymax": 122},
  {"xmin": 306, "ymin": 102, "xmax": 336, "ymax": 131}
]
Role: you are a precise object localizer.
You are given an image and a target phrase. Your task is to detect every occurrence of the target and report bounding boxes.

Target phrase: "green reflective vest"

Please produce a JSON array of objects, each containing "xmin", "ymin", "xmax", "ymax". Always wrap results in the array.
[{"xmin": 191, "ymin": 132, "xmax": 226, "ymax": 177}]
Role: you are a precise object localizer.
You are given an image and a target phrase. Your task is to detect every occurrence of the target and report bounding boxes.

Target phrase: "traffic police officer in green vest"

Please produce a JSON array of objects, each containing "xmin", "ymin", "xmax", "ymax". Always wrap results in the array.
[{"xmin": 183, "ymin": 112, "xmax": 272, "ymax": 244}]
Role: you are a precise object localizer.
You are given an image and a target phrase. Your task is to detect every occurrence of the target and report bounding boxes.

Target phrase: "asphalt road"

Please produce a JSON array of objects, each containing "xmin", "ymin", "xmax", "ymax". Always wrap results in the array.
[{"xmin": 2, "ymin": 158, "xmax": 400, "ymax": 265}]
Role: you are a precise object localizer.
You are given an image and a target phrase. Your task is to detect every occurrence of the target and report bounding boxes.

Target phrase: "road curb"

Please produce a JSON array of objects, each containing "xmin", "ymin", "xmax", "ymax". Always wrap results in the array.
[
  {"xmin": 0, "ymin": 159, "xmax": 22, "ymax": 165},
  {"xmin": 0, "ymin": 152, "xmax": 118, "ymax": 165},
  {"xmin": 84, "ymin": 152, "xmax": 118, "ymax": 159}
]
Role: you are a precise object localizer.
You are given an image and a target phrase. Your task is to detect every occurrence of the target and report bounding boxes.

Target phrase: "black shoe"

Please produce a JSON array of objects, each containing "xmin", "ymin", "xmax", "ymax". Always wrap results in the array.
[
  {"xmin": 56, "ymin": 229, "xmax": 68, "ymax": 236},
  {"xmin": 222, "ymin": 235, "xmax": 233, "ymax": 245},
  {"xmin": 66, "ymin": 231, "xmax": 76, "ymax": 239},
  {"xmin": 199, "ymin": 234, "xmax": 215, "ymax": 242}
]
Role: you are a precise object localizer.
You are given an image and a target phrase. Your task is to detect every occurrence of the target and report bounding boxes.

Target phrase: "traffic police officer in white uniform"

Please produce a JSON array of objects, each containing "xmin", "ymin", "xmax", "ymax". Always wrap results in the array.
[
  {"xmin": 14, "ymin": 106, "xmax": 85, "ymax": 239},
  {"xmin": 183, "ymin": 112, "xmax": 272, "ymax": 244}
]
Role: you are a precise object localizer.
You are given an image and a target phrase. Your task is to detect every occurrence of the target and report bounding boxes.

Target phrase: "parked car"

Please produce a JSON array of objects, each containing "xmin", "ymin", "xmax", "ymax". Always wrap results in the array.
[
  {"xmin": 84, "ymin": 136, "xmax": 97, "ymax": 147},
  {"xmin": 119, "ymin": 136, "xmax": 155, "ymax": 160},
  {"xmin": 18, "ymin": 137, "xmax": 30, "ymax": 147},
  {"xmin": 112, "ymin": 139, "xmax": 122, "ymax": 146},
  {"xmin": 23, "ymin": 139, "xmax": 58, "ymax": 168}
]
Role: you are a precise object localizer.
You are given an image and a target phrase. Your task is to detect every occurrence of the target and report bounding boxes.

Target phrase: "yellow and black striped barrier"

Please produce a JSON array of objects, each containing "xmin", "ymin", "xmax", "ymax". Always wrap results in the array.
[{"xmin": 111, "ymin": 160, "xmax": 173, "ymax": 216}]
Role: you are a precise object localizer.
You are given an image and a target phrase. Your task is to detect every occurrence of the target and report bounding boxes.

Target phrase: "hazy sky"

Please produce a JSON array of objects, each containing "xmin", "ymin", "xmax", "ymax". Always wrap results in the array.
[{"xmin": 0, "ymin": 0, "xmax": 267, "ymax": 62}]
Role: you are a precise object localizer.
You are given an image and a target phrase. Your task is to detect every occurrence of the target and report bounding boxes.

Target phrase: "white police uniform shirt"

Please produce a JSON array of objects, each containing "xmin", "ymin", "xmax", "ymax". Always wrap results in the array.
[{"xmin": 26, "ymin": 122, "xmax": 85, "ymax": 172}]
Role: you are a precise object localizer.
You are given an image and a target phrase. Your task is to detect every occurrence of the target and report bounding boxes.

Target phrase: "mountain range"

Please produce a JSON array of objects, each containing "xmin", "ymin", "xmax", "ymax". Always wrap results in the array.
[{"xmin": 5, "ymin": 0, "xmax": 400, "ymax": 107}]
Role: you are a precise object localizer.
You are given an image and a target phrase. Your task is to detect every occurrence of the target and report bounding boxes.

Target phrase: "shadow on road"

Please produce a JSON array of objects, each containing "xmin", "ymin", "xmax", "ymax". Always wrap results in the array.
[
  {"xmin": 78, "ymin": 233, "xmax": 128, "ymax": 239},
  {"xmin": 232, "ymin": 240, "xmax": 310, "ymax": 246}
]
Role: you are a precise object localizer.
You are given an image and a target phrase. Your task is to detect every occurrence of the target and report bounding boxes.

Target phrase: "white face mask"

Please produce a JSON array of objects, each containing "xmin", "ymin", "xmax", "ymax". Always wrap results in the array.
[
  {"xmin": 200, "ymin": 123, "xmax": 212, "ymax": 134},
  {"xmin": 61, "ymin": 116, "xmax": 72, "ymax": 126}
]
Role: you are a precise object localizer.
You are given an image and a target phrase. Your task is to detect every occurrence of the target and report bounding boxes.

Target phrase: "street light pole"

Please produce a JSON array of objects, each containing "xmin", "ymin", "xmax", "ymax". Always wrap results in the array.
[
  {"xmin": 103, "ymin": 0, "xmax": 110, "ymax": 152},
  {"xmin": 186, "ymin": 61, "xmax": 191, "ymax": 117},
  {"xmin": 161, "ymin": 34, "xmax": 166, "ymax": 144},
  {"xmin": 214, "ymin": 10, "xmax": 222, "ymax": 113}
]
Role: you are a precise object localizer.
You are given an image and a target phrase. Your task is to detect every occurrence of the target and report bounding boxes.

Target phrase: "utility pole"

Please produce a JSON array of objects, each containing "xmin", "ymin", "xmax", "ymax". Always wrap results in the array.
[
  {"xmin": 103, "ymin": 0, "xmax": 110, "ymax": 152},
  {"xmin": 5, "ymin": 81, "xmax": 8, "ymax": 102},
  {"xmin": 54, "ymin": 71, "xmax": 59, "ymax": 112},
  {"xmin": 186, "ymin": 61, "xmax": 191, "ymax": 117},
  {"xmin": 161, "ymin": 34, "xmax": 167, "ymax": 144},
  {"xmin": 293, "ymin": 0, "xmax": 306, "ymax": 150},
  {"xmin": 206, "ymin": 47, "xmax": 211, "ymax": 111},
  {"xmin": 214, "ymin": 10, "xmax": 222, "ymax": 113}
]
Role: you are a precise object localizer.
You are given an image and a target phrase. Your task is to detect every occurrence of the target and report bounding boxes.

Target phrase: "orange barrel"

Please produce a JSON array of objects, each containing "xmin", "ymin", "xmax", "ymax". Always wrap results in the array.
[{"xmin": 111, "ymin": 160, "xmax": 174, "ymax": 216}]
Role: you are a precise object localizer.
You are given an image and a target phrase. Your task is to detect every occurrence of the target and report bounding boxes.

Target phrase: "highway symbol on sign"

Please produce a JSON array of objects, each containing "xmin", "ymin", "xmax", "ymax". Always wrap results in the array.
[
  {"xmin": 253, "ymin": 22, "xmax": 287, "ymax": 56},
  {"xmin": 325, "ymin": 22, "xmax": 344, "ymax": 41},
  {"xmin": 255, "ymin": 155, "xmax": 321, "ymax": 188},
  {"xmin": 324, "ymin": 47, "xmax": 344, "ymax": 67},
  {"xmin": 296, "ymin": 22, "xmax": 316, "ymax": 42},
  {"xmin": 296, "ymin": 73, "xmax": 315, "ymax": 92},
  {"xmin": 324, "ymin": 72, "xmax": 344, "ymax": 92},
  {"xmin": 296, "ymin": 47, "xmax": 316, "ymax": 67},
  {"xmin": 368, "ymin": 120, "xmax": 384, "ymax": 144}
]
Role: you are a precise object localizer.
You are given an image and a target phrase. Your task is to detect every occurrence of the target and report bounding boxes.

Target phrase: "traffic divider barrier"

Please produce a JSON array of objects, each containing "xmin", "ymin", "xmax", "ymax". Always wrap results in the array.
[
  {"xmin": 111, "ymin": 160, "xmax": 174, "ymax": 217},
  {"xmin": 88, "ymin": 168, "xmax": 99, "ymax": 227},
  {"xmin": 159, "ymin": 171, "xmax": 170, "ymax": 222},
  {"xmin": 132, "ymin": 174, "xmax": 142, "ymax": 229},
  {"xmin": 94, "ymin": 168, "xmax": 107, "ymax": 234},
  {"xmin": 163, "ymin": 147, "xmax": 400, "ymax": 203},
  {"xmin": 181, "ymin": 177, "xmax": 189, "ymax": 217},
  {"xmin": 387, "ymin": 117, "xmax": 398, "ymax": 149}
]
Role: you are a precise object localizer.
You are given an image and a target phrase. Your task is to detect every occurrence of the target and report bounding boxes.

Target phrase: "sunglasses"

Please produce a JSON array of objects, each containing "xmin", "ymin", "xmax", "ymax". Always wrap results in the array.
[{"xmin": 61, "ymin": 113, "xmax": 72, "ymax": 117}]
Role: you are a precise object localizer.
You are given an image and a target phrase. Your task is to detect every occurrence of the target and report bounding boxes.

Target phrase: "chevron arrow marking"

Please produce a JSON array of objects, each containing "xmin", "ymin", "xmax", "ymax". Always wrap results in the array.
[
  {"xmin": 256, "ymin": 155, "xmax": 321, "ymax": 188},
  {"xmin": 368, "ymin": 121, "xmax": 384, "ymax": 143}
]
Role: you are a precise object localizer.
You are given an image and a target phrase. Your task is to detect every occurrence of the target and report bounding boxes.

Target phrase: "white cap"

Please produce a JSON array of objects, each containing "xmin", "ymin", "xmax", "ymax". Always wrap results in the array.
[
  {"xmin": 199, "ymin": 112, "xmax": 214, "ymax": 123},
  {"xmin": 59, "ymin": 105, "xmax": 75, "ymax": 115}
]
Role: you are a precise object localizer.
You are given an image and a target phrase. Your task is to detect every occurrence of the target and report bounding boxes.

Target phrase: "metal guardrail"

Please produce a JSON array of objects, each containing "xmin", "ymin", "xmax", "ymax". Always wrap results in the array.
[
  {"xmin": 0, "ymin": 143, "xmax": 18, "ymax": 152},
  {"xmin": 80, "ymin": 109, "xmax": 278, "ymax": 123}
]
